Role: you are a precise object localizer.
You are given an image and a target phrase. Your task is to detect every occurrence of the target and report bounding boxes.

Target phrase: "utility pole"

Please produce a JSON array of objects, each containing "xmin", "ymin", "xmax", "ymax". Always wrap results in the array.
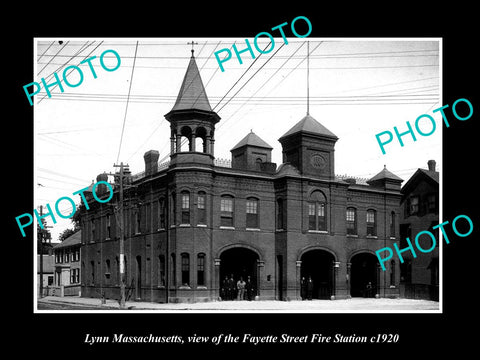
[
  {"xmin": 113, "ymin": 162, "xmax": 128, "ymax": 309},
  {"xmin": 37, "ymin": 205, "xmax": 51, "ymax": 298}
]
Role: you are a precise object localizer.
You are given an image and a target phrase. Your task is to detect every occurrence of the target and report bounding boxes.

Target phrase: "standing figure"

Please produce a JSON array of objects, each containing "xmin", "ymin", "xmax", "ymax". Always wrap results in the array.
[
  {"xmin": 307, "ymin": 276, "xmax": 313, "ymax": 300},
  {"xmin": 300, "ymin": 276, "xmax": 307, "ymax": 300},
  {"xmin": 221, "ymin": 275, "xmax": 229, "ymax": 300},
  {"xmin": 365, "ymin": 281, "xmax": 373, "ymax": 298},
  {"xmin": 237, "ymin": 276, "xmax": 246, "ymax": 300},
  {"xmin": 245, "ymin": 276, "xmax": 254, "ymax": 301},
  {"xmin": 228, "ymin": 274, "xmax": 236, "ymax": 301}
]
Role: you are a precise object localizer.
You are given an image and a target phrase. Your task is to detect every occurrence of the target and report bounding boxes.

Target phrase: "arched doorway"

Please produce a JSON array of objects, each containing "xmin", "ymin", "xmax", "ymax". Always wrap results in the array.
[
  {"xmin": 220, "ymin": 247, "xmax": 259, "ymax": 299},
  {"xmin": 350, "ymin": 252, "xmax": 379, "ymax": 297},
  {"xmin": 300, "ymin": 249, "xmax": 335, "ymax": 299}
]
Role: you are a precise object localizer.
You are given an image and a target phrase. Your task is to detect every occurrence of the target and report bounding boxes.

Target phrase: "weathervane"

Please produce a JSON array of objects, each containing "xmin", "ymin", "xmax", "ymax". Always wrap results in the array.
[{"xmin": 187, "ymin": 40, "xmax": 199, "ymax": 56}]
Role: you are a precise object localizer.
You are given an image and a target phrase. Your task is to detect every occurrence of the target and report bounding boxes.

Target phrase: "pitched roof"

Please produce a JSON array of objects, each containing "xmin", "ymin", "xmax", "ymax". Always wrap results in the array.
[
  {"xmin": 54, "ymin": 230, "xmax": 81, "ymax": 249},
  {"xmin": 368, "ymin": 166, "xmax": 403, "ymax": 183},
  {"xmin": 170, "ymin": 53, "xmax": 212, "ymax": 112},
  {"xmin": 231, "ymin": 131, "xmax": 273, "ymax": 151},
  {"xmin": 279, "ymin": 114, "xmax": 338, "ymax": 140},
  {"xmin": 401, "ymin": 168, "xmax": 439, "ymax": 194}
]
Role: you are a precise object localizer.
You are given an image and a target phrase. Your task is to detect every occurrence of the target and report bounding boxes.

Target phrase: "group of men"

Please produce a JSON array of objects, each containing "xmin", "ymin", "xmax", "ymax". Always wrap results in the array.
[{"xmin": 221, "ymin": 274, "xmax": 255, "ymax": 301}]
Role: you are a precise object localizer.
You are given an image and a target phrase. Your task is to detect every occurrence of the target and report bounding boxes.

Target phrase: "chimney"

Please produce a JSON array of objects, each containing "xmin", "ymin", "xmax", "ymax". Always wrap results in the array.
[
  {"xmin": 144, "ymin": 150, "xmax": 160, "ymax": 176},
  {"xmin": 427, "ymin": 160, "xmax": 436, "ymax": 172},
  {"xmin": 95, "ymin": 173, "xmax": 109, "ymax": 194}
]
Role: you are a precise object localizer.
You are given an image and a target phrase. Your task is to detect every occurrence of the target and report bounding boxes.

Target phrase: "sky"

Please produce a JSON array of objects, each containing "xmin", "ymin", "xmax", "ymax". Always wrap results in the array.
[{"xmin": 33, "ymin": 37, "xmax": 441, "ymax": 243}]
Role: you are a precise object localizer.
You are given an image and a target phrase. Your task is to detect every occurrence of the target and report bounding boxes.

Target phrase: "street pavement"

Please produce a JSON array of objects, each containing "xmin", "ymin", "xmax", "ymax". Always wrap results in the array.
[{"xmin": 37, "ymin": 295, "xmax": 440, "ymax": 312}]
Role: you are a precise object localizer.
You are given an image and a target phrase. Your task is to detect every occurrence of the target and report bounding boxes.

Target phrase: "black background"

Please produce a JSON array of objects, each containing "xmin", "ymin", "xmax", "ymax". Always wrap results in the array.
[{"xmin": 8, "ymin": 3, "xmax": 479, "ymax": 356}]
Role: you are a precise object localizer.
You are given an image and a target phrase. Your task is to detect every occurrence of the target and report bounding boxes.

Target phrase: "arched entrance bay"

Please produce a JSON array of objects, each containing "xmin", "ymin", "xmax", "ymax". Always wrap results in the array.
[
  {"xmin": 350, "ymin": 252, "xmax": 379, "ymax": 297},
  {"xmin": 300, "ymin": 249, "xmax": 335, "ymax": 299},
  {"xmin": 219, "ymin": 247, "xmax": 259, "ymax": 300}
]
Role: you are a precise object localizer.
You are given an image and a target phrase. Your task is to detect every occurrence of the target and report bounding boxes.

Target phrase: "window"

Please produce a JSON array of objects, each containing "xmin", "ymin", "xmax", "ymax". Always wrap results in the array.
[
  {"xmin": 427, "ymin": 194, "xmax": 437, "ymax": 213},
  {"xmin": 64, "ymin": 251, "xmax": 69, "ymax": 263},
  {"xmin": 171, "ymin": 192, "xmax": 177, "ymax": 225},
  {"xmin": 346, "ymin": 207, "xmax": 357, "ymax": 235},
  {"xmin": 276, "ymin": 198, "xmax": 285, "ymax": 230},
  {"xmin": 134, "ymin": 209, "xmax": 141, "ymax": 234},
  {"xmin": 70, "ymin": 269, "xmax": 79, "ymax": 284},
  {"xmin": 171, "ymin": 253, "xmax": 176, "ymax": 286},
  {"xmin": 158, "ymin": 198, "xmax": 166, "ymax": 229},
  {"xmin": 246, "ymin": 197, "xmax": 259, "ymax": 228},
  {"xmin": 409, "ymin": 196, "xmax": 419, "ymax": 215},
  {"xmin": 105, "ymin": 259, "xmax": 111, "ymax": 279},
  {"xmin": 106, "ymin": 214, "xmax": 111, "ymax": 239},
  {"xmin": 197, "ymin": 192, "xmax": 206, "ymax": 225},
  {"xmin": 366, "ymin": 209, "xmax": 377, "ymax": 236},
  {"xmin": 158, "ymin": 255, "xmax": 165, "ymax": 287},
  {"xmin": 91, "ymin": 219, "xmax": 96, "ymax": 241},
  {"xmin": 308, "ymin": 191, "xmax": 327, "ymax": 231},
  {"xmin": 181, "ymin": 191, "xmax": 190, "ymax": 224},
  {"xmin": 390, "ymin": 211, "xmax": 396, "ymax": 238},
  {"xmin": 90, "ymin": 261, "xmax": 95, "ymax": 285},
  {"xmin": 181, "ymin": 253, "xmax": 189, "ymax": 286},
  {"xmin": 197, "ymin": 253, "xmax": 205, "ymax": 286},
  {"xmin": 220, "ymin": 195, "xmax": 234, "ymax": 227}
]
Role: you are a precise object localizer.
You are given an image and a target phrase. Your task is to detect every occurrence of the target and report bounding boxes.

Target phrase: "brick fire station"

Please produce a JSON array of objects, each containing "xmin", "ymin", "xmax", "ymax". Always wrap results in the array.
[{"xmin": 79, "ymin": 50, "xmax": 403, "ymax": 303}]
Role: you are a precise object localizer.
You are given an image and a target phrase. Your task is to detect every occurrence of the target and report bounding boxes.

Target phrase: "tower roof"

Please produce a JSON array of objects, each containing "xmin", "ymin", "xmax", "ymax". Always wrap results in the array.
[
  {"xmin": 170, "ymin": 53, "xmax": 212, "ymax": 112},
  {"xmin": 279, "ymin": 114, "xmax": 338, "ymax": 140},
  {"xmin": 368, "ymin": 165, "xmax": 403, "ymax": 183},
  {"xmin": 231, "ymin": 130, "xmax": 273, "ymax": 151}
]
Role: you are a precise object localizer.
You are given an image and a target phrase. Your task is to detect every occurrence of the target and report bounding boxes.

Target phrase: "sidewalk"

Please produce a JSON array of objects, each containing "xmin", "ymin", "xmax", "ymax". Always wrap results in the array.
[{"xmin": 37, "ymin": 295, "xmax": 440, "ymax": 312}]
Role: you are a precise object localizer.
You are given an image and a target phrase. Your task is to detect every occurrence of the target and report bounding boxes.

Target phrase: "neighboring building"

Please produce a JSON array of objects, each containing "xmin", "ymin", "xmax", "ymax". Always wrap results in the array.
[
  {"xmin": 79, "ymin": 50, "xmax": 404, "ymax": 303},
  {"xmin": 37, "ymin": 254, "xmax": 54, "ymax": 296},
  {"xmin": 52, "ymin": 231, "xmax": 82, "ymax": 296},
  {"xmin": 399, "ymin": 160, "xmax": 439, "ymax": 300}
]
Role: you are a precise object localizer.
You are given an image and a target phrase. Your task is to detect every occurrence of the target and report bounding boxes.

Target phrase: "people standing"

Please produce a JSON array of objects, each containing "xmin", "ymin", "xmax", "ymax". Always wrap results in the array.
[
  {"xmin": 300, "ymin": 276, "xmax": 307, "ymax": 300},
  {"xmin": 307, "ymin": 276, "xmax": 313, "ymax": 300},
  {"xmin": 237, "ymin": 276, "xmax": 246, "ymax": 300}
]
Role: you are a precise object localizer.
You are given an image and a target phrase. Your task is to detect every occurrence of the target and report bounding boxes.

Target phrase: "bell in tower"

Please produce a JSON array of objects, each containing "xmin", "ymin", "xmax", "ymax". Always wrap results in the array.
[{"xmin": 164, "ymin": 46, "xmax": 221, "ymax": 167}]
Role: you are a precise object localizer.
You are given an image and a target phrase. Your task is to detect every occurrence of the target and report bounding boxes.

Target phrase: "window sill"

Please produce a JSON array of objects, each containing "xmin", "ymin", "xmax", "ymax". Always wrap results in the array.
[
  {"xmin": 196, "ymin": 224, "xmax": 207, "ymax": 227},
  {"xmin": 366, "ymin": 235, "xmax": 378, "ymax": 239},
  {"xmin": 196, "ymin": 286, "xmax": 207, "ymax": 290},
  {"xmin": 156, "ymin": 285, "xmax": 166, "ymax": 289},
  {"xmin": 179, "ymin": 224, "xmax": 191, "ymax": 227},
  {"xmin": 346, "ymin": 234, "xmax": 358, "ymax": 238},
  {"xmin": 389, "ymin": 236, "xmax": 396, "ymax": 240},
  {"xmin": 179, "ymin": 285, "xmax": 191, "ymax": 290},
  {"xmin": 246, "ymin": 228, "xmax": 260, "ymax": 231},
  {"xmin": 219, "ymin": 226, "xmax": 235, "ymax": 230},
  {"xmin": 308, "ymin": 230, "xmax": 328, "ymax": 234},
  {"xmin": 157, "ymin": 228, "xmax": 166, "ymax": 232}
]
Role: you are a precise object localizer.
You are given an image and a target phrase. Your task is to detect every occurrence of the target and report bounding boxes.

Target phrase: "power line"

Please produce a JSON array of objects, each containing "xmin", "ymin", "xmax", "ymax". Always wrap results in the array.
[{"xmin": 116, "ymin": 41, "xmax": 139, "ymax": 163}]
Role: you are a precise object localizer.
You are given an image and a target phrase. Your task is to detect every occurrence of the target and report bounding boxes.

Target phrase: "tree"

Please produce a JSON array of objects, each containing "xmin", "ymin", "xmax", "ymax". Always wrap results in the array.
[{"xmin": 58, "ymin": 227, "xmax": 80, "ymax": 242}]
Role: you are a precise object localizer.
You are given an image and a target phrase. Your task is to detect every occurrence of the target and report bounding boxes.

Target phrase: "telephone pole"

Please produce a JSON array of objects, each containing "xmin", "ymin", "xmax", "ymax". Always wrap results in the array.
[
  {"xmin": 37, "ymin": 205, "xmax": 52, "ymax": 298},
  {"xmin": 113, "ymin": 162, "xmax": 128, "ymax": 309}
]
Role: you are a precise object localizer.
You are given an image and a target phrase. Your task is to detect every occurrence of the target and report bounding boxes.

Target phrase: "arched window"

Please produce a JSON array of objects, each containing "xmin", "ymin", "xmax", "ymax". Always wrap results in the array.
[
  {"xmin": 171, "ymin": 192, "xmax": 176, "ymax": 225},
  {"xmin": 197, "ymin": 191, "xmax": 206, "ymax": 225},
  {"xmin": 276, "ymin": 198, "xmax": 285, "ymax": 230},
  {"xmin": 220, "ymin": 195, "xmax": 234, "ymax": 227},
  {"xmin": 197, "ymin": 253, "xmax": 206, "ymax": 286},
  {"xmin": 181, "ymin": 253, "xmax": 190, "ymax": 286},
  {"xmin": 180, "ymin": 126, "xmax": 192, "ymax": 152},
  {"xmin": 390, "ymin": 211, "xmax": 396, "ymax": 238},
  {"xmin": 246, "ymin": 197, "xmax": 259, "ymax": 229},
  {"xmin": 366, "ymin": 209, "xmax": 377, "ymax": 236},
  {"xmin": 158, "ymin": 255, "xmax": 165, "ymax": 287},
  {"xmin": 308, "ymin": 190, "xmax": 326, "ymax": 231},
  {"xmin": 195, "ymin": 126, "xmax": 207, "ymax": 153},
  {"xmin": 346, "ymin": 207, "xmax": 357, "ymax": 235},
  {"xmin": 158, "ymin": 198, "xmax": 166, "ymax": 229},
  {"xmin": 181, "ymin": 191, "xmax": 190, "ymax": 225}
]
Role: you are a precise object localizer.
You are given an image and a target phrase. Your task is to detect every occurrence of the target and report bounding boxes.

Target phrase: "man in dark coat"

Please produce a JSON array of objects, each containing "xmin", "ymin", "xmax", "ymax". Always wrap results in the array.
[
  {"xmin": 245, "ymin": 276, "xmax": 254, "ymax": 301},
  {"xmin": 300, "ymin": 276, "xmax": 307, "ymax": 300},
  {"xmin": 221, "ymin": 275, "xmax": 229, "ymax": 300},
  {"xmin": 307, "ymin": 276, "xmax": 313, "ymax": 300},
  {"xmin": 228, "ymin": 274, "xmax": 236, "ymax": 301}
]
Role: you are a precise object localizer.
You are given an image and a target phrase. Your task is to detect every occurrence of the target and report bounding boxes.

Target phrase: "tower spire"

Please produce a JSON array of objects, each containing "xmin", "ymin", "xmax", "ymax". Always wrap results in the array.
[{"xmin": 188, "ymin": 40, "xmax": 198, "ymax": 57}]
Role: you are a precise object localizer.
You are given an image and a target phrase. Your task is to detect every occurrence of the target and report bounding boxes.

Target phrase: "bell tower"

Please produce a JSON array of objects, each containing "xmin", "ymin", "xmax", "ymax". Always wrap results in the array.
[
  {"xmin": 278, "ymin": 114, "xmax": 338, "ymax": 179},
  {"xmin": 164, "ymin": 48, "xmax": 220, "ymax": 166}
]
